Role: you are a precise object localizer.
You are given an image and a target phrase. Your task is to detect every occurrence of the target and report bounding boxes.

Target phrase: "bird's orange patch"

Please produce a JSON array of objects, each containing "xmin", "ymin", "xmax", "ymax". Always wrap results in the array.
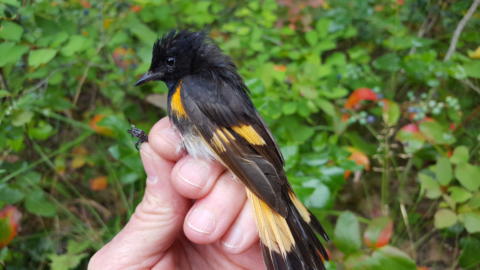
[
  {"xmin": 171, "ymin": 81, "xmax": 187, "ymax": 117},
  {"xmin": 232, "ymin": 125, "xmax": 265, "ymax": 145}
]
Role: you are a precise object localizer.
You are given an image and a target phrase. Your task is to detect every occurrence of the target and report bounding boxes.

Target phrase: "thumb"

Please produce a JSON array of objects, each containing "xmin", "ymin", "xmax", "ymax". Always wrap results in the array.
[{"xmin": 89, "ymin": 143, "xmax": 188, "ymax": 269}]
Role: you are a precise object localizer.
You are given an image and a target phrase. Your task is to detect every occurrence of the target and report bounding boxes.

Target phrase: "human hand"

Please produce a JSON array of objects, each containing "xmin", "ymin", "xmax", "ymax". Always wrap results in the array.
[{"xmin": 88, "ymin": 117, "xmax": 265, "ymax": 270}]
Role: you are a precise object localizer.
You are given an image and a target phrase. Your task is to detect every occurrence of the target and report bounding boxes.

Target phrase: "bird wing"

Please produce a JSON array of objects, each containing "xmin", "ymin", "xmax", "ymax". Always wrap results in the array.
[{"xmin": 178, "ymin": 74, "xmax": 289, "ymax": 216}]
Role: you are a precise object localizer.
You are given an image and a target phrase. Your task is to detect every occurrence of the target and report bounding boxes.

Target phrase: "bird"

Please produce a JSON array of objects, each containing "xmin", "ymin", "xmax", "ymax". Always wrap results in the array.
[{"xmin": 134, "ymin": 30, "xmax": 329, "ymax": 270}]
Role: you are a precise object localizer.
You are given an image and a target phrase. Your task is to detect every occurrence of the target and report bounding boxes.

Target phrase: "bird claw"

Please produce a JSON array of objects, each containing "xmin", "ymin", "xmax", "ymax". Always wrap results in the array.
[{"xmin": 127, "ymin": 125, "xmax": 148, "ymax": 150}]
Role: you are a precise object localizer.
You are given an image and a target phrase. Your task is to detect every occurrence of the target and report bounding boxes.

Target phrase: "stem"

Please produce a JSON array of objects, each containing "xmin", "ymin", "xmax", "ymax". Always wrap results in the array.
[
  {"xmin": 0, "ymin": 131, "xmax": 92, "ymax": 184},
  {"xmin": 444, "ymin": 0, "xmax": 480, "ymax": 61},
  {"xmin": 381, "ymin": 129, "xmax": 390, "ymax": 213}
]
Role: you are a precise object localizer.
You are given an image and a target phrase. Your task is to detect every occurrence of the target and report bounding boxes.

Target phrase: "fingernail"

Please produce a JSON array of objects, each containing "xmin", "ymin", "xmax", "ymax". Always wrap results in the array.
[
  {"xmin": 178, "ymin": 159, "xmax": 211, "ymax": 188},
  {"xmin": 222, "ymin": 225, "xmax": 244, "ymax": 249},
  {"xmin": 140, "ymin": 144, "xmax": 158, "ymax": 183},
  {"xmin": 187, "ymin": 208, "xmax": 216, "ymax": 234}
]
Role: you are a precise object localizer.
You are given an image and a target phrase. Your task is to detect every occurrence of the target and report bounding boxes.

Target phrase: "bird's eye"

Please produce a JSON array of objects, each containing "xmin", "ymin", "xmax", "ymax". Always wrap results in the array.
[{"xmin": 166, "ymin": 57, "xmax": 175, "ymax": 67}]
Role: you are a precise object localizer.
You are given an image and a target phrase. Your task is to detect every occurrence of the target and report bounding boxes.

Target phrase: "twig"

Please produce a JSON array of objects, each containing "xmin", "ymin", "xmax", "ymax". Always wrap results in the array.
[
  {"xmin": 444, "ymin": 0, "xmax": 480, "ymax": 61},
  {"xmin": 72, "ymin": 45, "xmax": 104, "ymax": 105},
  {"xmin": 414, "ymin": 228, "xmax": 437, "ymax": 249},
  {"xmin": 461, "ymin": 79, "xmax": 480, "ymax": 95},
  {"xmin": 0, "ymin": 69, "xmax": 8, "ymax": 90},
  {"xmin": 73, "ymin": 61, "xmax": 93, "ymax": 105}
]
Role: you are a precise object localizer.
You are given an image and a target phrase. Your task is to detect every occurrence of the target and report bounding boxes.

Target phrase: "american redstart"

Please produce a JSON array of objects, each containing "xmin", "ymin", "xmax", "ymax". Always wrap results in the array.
[{"xmin": 134, "ymin": 30, "xmax": 328, "ymax": 270}]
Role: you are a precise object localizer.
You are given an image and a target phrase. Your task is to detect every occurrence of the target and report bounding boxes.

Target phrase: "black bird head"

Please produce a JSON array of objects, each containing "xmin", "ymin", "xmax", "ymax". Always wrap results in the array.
[{"xmin": 135, "ymin": 30, "xmax": 235, "ymax": 86}]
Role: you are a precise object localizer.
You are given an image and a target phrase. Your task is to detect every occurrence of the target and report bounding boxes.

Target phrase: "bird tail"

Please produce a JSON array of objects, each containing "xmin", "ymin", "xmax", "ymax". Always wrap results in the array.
[{"xmin": 246, "ymin": 189, "xmax": 329, "ymax": 270}]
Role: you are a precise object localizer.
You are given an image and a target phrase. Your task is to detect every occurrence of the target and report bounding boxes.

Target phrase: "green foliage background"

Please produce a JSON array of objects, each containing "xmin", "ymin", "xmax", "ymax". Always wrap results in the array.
[{"xmin": 1, "ymin": 0, "xmax": 480, "ymax": 269}]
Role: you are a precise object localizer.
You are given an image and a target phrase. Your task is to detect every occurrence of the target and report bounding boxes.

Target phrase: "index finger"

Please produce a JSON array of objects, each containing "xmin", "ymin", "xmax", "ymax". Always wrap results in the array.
[{"xmin": 149, "ymin": 117, "xmax": 185, "ymax": 161}]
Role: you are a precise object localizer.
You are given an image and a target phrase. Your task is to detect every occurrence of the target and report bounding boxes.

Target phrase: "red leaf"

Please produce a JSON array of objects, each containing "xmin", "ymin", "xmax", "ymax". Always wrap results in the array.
[
  {"xmin": 0, "ymin": 206, "xmax": 21, "ymax": 248},
  {"xmin": 90, "ymin": 176, "xmax": 108, "ymax": 191},
  {"xmin": 130, "ymin": 5, "xmax": 142, "ymax": 13},
  {"xmin": 364, "ymin": 217, "xmax": 393, "ymax": 249},
  {"xmin": 345, "ymin": 88, "xmax": 378, "ymax": 110},
  {"xmin": 400, "ymin": 123, "xmax": 420, "ymax": 134}
]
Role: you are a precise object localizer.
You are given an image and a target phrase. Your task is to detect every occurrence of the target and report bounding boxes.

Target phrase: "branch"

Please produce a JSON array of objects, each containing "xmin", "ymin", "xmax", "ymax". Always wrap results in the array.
[{"xmin": 444, "ymin": 0, "xmax": 480, "ymax": 61}]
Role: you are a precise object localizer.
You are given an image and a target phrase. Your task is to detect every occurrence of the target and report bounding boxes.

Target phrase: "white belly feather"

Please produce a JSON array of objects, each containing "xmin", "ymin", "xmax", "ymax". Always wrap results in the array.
[{"xmin": 181, "ymin": 133, "xmax": 215, "ymax": 160}]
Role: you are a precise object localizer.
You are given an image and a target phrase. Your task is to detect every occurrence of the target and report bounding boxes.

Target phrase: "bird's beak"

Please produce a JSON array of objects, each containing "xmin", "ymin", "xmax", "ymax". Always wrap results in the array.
[{"xmin": 135, "ymin": 71, "xmax": 163, "ymax": 86}]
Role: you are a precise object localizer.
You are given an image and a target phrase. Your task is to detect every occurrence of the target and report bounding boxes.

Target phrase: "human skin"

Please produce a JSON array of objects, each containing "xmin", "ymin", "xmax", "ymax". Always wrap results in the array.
[{"xmin": 88, "ymin": 117, "xmax": 265, "ymax": 270}]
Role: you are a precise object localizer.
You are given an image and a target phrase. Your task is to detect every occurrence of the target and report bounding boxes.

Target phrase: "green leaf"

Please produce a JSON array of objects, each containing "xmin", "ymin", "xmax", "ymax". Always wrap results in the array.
[
  {"xmin": 25, "ymin": 190, "xmax": 56, "ymax": 217},
  {"xmin": 459, "ymin": 212, "xmax": 480, "ymax": 233},
  {"xmin": 282, "ymin": 102, "xmax": 297, "ymax": 115},
  {"xmin": 464, "ymin": 61, "xmax": 480, "ymax": 79},
  {"xmin": 306, "ymin": 184, "xmax": 330, "ymax": 208},
  {"xmin": 450, "ymin": 146, "xmax": 469, "ymax": 164},
  {"xmin": 419, "ymin": 172, "xmax": 441, "ymax": 199},
  {"xmin": 0, "ymin": 21, "xmax": 23, "ymax": 41},
  {"xmin": 0, "ymin": 0, "xmax": 20, "ymax": 6},
  {"xmin": 316, "ymin": 98, "xmax": 336, "ymax": 118},
  {"xmin": 129, "ymin": 20, "xmax": 157, "ymax": 45},
  {"xmin": 321, "ymin": 87, "xmax": 348, "ymax": 99},
  {"xmin": 305, "ymin": 30, "xmax": 318, "ymax": 46},
  {"xmin": 419, "ymin": 121, "xmax": 455, "ymax": 145},
  {"xmin": 373, "ymin": 53, "xmax": 401, "ymax": 72},
  {"xmin": 449, "ymin": 186, "xmax": 472, "ymax": 203},
  {"xmin": 459, "ymin": 237, "xmax": 480, "ymax": 269},
  {"xmin": 434, "ymin": 209, "xmax": 457, "ymax": 229},
  {"xmin": 347, "ymin": 246, "xmax": 416, "ymax": 270},
  {"xmin": 455, "ymin": 163, "xmax": 480, "ymax": 191},
  {"xmin": 28, "ymin": 49, "xmax": 57, "ymax": 67},
  {"xmin": 49, "ymin": 252, "xmax": 88, "ymax": 270},
  {"xmin": 383, "ymin": 101, "xmax": 400, "ymax": 126},
  {"xmin": 334, "ymin": 211, "xmax": 361, "ymax": 255},
  {"xmin": 61, "ymin": 35, "xmax": 90, "ymax": 56},
  {"xmin": 434, "ymin": 157, "xmax": 452, "ymax": 185},
  {"xmin": 0, "ymin": 42, "xmax": 28, "ymax": 67},
  {"xmin": 0, "ymin": 185, "xmax": 24, "ymax": 204},
  {"xmin": 12, "ymin": 110, "xmax": 33, "ymax": 126},
  {"xmin": 28, "ymin": 121, "xmax": 55, "ymax": 140}
]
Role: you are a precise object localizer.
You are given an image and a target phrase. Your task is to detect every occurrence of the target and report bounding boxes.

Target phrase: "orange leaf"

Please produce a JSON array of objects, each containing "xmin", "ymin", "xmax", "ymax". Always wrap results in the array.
[
  {"xmin": 112, "ymin": 48, "xmax": 135, "ymax": 69},
  {"xmin": 80, "ymin": 0, "xmax": 91, "ymax": 8},
  {"xmin": 344, "ymin": 88, "xmax": 378, "ymax": 110},
  {"xmin": 72, "ymin": 146, "xmax": 88, "ymax": 156},
  {"xmin": 89, "ymin": 114, "xmax": 114, "ymax": 136},
  {"xmin": 90, "ymin": 176, "xmax": 108, "ymax": 191},
  {"xmin": 344, "ymin": 170, "xmax": 352, "ymax": 180},
  {"xmin": 130, "ymin": 5, "xmax": 142, "ymax": 13},
  {"xmin": 103, "ymin": 18, "xmax": 113, "ymax": 29},
  {"xmin": 273, "ymin": 65, "xmax": 287, "ymax": 72},
  {"xmin": 374, "ymin": 5, "xmax": 384, "ymax": 12},
  {"xmin": 347, "ymin": 147, "xmax": 370, "ymax": 170},
  {"xmin": 0, "ymin": 206, "xmax": 21, "ymax": 248},
  {"xmin": 417, "ymin": 267, "xmax": 429, "ymax": 270},
  {"xmin": 363, "ymin": 217, "xmax": 393, "ymax": 249}
]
